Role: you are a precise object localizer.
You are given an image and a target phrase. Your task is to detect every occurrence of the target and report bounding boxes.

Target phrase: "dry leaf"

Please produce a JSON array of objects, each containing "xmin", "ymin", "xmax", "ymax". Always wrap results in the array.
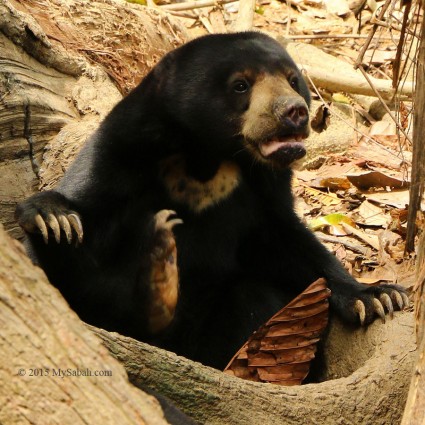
[
  {"xmin": 311, "ymin": 103, "xmax": 331, "ymax": 133},
  {"xmin": 224, "ymin": 278, "xmax": 330, "ymax": 386},
  {"xmin": 357, "ymin": 200, "xmax": 390, "ymax": 227},
  {"xmin": 357, "ymin": 277, "xmax": 382, "ymax": 285},
  {"xmin": 365, "ymin": 190, "xmax": 423, "ymax": 209},
  {"xmin": 332, "ymin": 93, "xmax": 351, "ymax": 104},
  {"xmin": 351, "ymin": 143, "xmax": 408, "ymax": 170},
  {"xmin": 369, "ymin": 120, "xmax": 397, "ymax": 136},
  {"xmin": 304, "ymin": 187, "xmax": 341, "ymax": 206},
  {"xmin": 346, "ymin": 171, "xmax": 409, "ymax": 190},
  {"xmin": 341, "ymin": 222, "xmax": 380, "ymax": 250},
  {"xmin": 318, "ymin": 177, "xmax": 351, "ymax": 190}
]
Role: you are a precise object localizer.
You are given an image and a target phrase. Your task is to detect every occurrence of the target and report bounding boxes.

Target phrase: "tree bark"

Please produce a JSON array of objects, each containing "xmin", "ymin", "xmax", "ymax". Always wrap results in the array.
[
  {"xmin": 399, "ymin": 7, "xmax": 425, "ymax": 423},
  {"xmin": 405, "ymin": 9, "xmax": 425, "ymax": 253},
  {"xmin": 401, "ymin": 233, "xmax": 425, "ymax": 424},
  {"xmin": 0, "ymin": 224, "xmax": 169, "ymax": 425}
]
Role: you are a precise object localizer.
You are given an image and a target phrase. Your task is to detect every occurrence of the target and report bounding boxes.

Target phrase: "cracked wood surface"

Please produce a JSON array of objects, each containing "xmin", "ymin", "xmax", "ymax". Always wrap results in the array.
[
  {"xmin": 0, "ymin": 33, "xmax": 78, "ymax": 238},
  {"xmin": 0, "ymin": 224, "xmax": 169, "ymax": 425}
]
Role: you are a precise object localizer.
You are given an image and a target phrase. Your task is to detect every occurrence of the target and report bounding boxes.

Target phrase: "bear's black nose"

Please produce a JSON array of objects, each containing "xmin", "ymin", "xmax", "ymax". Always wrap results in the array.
[{"xmin": 273, "ymin": 97, "xmax": 309, "ymax": 130}]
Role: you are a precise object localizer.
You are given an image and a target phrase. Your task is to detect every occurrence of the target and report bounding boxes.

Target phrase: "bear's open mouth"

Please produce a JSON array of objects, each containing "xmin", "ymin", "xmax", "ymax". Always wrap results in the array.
[{"xmin": 259, "ymin": 134, "xmax": 306, "ymax": 158}]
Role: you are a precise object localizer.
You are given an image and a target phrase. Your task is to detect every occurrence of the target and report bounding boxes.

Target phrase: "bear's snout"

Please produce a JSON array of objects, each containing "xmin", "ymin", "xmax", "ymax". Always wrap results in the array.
[{"xmin": 272, "ymin": 97, "xmax": 309, "ymax": 130}]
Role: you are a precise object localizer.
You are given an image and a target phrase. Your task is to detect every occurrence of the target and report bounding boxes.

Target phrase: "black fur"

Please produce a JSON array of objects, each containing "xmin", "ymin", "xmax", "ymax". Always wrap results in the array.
[{"xmin": 16, "ymin": 32, "xmax": 405, "ymax": 374}]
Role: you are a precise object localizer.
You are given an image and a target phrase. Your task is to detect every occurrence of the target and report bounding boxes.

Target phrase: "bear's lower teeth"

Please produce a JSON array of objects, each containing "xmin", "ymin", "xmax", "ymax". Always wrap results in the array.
[{"xmin": 260, "ymin": 136, "xmax": 303, "ymax": 157}]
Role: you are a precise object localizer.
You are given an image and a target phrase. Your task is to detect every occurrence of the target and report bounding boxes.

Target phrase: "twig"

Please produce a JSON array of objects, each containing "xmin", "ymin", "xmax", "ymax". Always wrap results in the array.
[
  {"xmin": 342, "ymin": 223, "xmax": 380, "ymax": 251},
  {"xmin": 161, "ymin": 0, "xmax": 237, "ymax": 11},
  {"xmin": 354, "ymin": 0, "xmax": 393, "ymax": 69},
  {"xmin": 392, "ymin": 0, "xmax": 411, "ymax": 87},
  {"xmin": 166, "ymin": 10, "xmax": 198, "ymax": 18},
  {"xmin": 316, "ymin": 233, "xmax": 369, "ymax": 255},
  {"xmin": 282, "ymin": 34, "xmax": 399, "ymax": 40},
  {"xmin": 357, "ymin": 65, "xmax": 412, "ymax": 150},
  {"xmin": 370, "ymin": 15, "xmax": 416, "ymax": 36},
  {"xmin": 285, "ymin": 0, "xmax": 292, "ymax": 36}
]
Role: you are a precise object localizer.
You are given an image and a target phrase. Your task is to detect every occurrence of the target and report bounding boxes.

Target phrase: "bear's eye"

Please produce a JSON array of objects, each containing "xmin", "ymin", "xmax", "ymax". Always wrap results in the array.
[
  {"xmin": 232, "ymin": 80, "xmax": 250, "ymax": 93},
  {"xmin": 289, "ymin": 76, "xmax": 299, "ymax": 90}
]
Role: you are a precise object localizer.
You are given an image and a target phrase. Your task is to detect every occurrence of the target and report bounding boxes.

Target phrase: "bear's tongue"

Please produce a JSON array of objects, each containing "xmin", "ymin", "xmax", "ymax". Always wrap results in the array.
[{"xmin": 260, "ymin": 135, "xmax": 304, "ymax": 157}]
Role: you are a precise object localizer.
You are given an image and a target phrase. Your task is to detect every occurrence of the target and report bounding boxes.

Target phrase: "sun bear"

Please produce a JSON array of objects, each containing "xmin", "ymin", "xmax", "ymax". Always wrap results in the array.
[{"xmin": 16, "ymin": 32, "xmax": 407, "ymax": 371}]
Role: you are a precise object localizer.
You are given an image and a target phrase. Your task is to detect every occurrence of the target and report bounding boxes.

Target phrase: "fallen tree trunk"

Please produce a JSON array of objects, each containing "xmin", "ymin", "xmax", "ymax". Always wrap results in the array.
[
  {"xmin": 0, "ymin": 224, "xmax": 169, "ymax": 425},
  {"xmin": 284, "ymin": 41, "xmax": 414, "ymax": 99}
]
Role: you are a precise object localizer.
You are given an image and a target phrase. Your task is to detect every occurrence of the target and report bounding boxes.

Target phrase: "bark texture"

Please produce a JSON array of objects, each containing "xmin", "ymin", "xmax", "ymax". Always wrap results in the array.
[
  {"xmin": 400, "ymin": 7, "xmax": 425, "ymax": 423},
  {"xmin": 0, "ymin": 216, "xmax": 416, "ymax": 425},
  {"xmin": 0, "ymin": 224, "xmax": 169, "ymax": 425}
]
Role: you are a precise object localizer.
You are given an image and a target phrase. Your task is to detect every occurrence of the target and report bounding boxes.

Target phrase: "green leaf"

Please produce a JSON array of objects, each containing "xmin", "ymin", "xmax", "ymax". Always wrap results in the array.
[{"xmin": 309, "ymin": 213, "xmax": 356, "ymax": 236}]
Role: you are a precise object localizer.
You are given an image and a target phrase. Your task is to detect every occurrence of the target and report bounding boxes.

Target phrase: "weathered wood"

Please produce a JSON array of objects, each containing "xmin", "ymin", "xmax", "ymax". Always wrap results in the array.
[
  {"xmin": 400, "ymin": 8, "xmax": 425, "ymax": 423},
  {"xmin": 232, "ymin": 0, "xmax": 256, "ymax": 32},
  {"xmin": 161, "ymin": 0, "xmax": 236, "ymax": 11},
  {"xmin": 92, "ymin": 313, "xmax": 416, "ymax": 425},
  {"xmin": 405, "ymin": 11, "xmax": 425, "ymax": 253},
  {"xmin": 0, "ymin": 224, "xmax": 169, "ymax": 425},
  {"xmin": 284, "ymin": 41, "xmax": 414, "ymax": 99},
  {"xmin": 401, "ymin": 234, "xmax": 425, "ymax": 424}
]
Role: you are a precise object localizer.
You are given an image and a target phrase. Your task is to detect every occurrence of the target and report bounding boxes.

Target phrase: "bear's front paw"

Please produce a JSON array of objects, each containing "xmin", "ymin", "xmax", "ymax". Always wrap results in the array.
[
  {"xmin": 332, "ymin": 282, "xmax": 409, "ymax": 326},
  {"xmin": 147, "ymin": 209, "xmax": 183, "ymax": 334},
  {"xmin": 15, "ymin": 192, "xmax": 83, "ymax": 244},
  {"xmin": 352, "ymin": 284, "xmax": 409, "ymax": 325}
]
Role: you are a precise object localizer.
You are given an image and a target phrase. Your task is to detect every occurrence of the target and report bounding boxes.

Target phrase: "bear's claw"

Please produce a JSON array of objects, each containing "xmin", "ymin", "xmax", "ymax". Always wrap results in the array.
[
  {"xmin": 354, "ymin": 288, "xmax": 408, "ymax": 326},
  {"xmin": 373, "ymin": 298, "xmax": 386, "ymax": 323},
  {"xmin": 354, "ymin": 299, "xmax": 366, "ymax": 325},
  {"xmin": 25, "ymin": 210, "xmax": 83, "ymax": 244},
  {"xmin": 379, "ymin": 293, "xmax": 393, "ymax": 318},
  {"xmin": 154, "ymin": 209, "xmax": 183, "ymax": 232}
]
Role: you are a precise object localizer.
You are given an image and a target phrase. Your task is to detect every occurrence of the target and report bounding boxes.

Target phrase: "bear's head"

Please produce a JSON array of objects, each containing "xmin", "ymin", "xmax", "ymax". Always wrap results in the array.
[{"xmin": 154, "ymin": 32, "xmax": 311, "ymax": 168}]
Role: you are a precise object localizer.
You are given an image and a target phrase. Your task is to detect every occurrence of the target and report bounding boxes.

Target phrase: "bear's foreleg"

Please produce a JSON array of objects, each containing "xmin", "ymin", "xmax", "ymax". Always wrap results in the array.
[
  {"xmin": 147, "ymin": 209, "xmax": 182, "ymax": 334},
  {"xmin": 289, "ymin": 221, "xmax": 409, "ymax": 326},
  {"xmin": 16, "ymin": 193, "xmax": 182, "ymax": 335}
]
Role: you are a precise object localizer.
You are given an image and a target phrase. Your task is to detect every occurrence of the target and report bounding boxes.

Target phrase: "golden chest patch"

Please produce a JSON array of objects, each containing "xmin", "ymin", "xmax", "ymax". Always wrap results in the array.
[{"xmin": 160, "ymin": 155, "xmax": 241, "ymax": 213}]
